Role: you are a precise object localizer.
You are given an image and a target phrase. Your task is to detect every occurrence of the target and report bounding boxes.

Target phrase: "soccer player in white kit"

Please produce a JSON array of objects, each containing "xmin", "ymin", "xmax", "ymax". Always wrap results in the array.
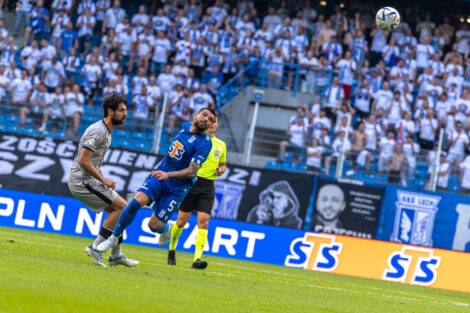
[{"xmin": 68, "ymin": 93, "xmax": 138, "ymax": 268}]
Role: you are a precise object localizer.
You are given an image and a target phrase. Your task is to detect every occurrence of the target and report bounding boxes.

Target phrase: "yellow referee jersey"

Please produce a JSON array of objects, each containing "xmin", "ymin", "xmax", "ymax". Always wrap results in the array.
[{"xmin": 197, "ymin": 136, "xmax": 226, "ymax": 180}]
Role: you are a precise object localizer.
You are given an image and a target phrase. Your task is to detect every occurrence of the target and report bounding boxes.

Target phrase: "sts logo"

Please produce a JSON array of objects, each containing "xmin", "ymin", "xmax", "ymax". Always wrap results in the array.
[
  {"xmin": 284, "ymin": 233, "xmax": 342, "ymax": 272},
  {"xmin": 169, "ymin": 140, "xmax": 185, "ymax": 160},
  {"xmin": 383, "ymin": 246, "xmax": 441, "ymax": 286}
]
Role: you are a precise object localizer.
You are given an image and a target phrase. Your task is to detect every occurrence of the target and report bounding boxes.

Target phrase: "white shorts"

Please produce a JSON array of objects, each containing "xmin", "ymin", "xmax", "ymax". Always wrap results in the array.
[{"xmin": 68, "ymin": 179, "xmax": 118, "ymax": 213}]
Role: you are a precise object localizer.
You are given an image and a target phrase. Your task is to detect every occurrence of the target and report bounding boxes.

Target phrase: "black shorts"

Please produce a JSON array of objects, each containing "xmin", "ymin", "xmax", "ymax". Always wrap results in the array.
[{"xmin": 179, "ymin": 177, "xmax": 215, "ymax": 215}]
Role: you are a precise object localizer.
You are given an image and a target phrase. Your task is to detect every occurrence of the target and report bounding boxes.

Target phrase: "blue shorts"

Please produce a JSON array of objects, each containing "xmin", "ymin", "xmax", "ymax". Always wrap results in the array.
[{"xmin": 138, "ymin": 176, "xmax": 190, "ymax": 223}]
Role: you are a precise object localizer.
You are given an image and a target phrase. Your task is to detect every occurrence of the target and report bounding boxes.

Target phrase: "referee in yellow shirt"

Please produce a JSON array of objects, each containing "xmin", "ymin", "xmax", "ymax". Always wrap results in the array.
[{"xmin": 167, "ymin": 115, "xmax": 226, "ymax": 269}]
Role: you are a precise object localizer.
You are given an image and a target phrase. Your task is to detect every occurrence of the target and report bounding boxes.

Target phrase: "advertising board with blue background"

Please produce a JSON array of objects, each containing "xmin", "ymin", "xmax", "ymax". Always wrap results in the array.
[
  {"xmin": 0, "ymin": 188, "xmax": 305, "ymax": 265},
  {"xmin": 377, "ymin": 184, "xmax": 470, "ymax": 252}
]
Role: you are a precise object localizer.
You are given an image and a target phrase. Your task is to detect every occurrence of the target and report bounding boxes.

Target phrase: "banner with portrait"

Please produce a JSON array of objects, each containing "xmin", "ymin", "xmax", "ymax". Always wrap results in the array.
[{"xmin": 310, "ymin": 176, "xmax": 385, "ymax": 238}]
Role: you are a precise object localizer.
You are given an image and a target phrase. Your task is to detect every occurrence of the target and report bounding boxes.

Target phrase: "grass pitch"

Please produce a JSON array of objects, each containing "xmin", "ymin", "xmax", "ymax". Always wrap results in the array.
[{"xmin": 0, "ymin": 227, "xmax": 469, "ymax": 313}]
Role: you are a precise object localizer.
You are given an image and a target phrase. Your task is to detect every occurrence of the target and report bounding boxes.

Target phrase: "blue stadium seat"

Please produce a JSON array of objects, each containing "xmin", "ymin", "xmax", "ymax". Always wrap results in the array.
[
  {"xmin": 84, "ymin": 106, "xmax": 96, "ymax": 116},
  {"xmin": 5, "ymin": 123, "xmax": 17, "ymax": 132},
  {"xmin": 55, "ymin": 131, "xmax": 67, "ymax": 138},
  {"xmin": 6, "ymin": 115, "xmax": 19, "ymax": 124},
  {"xmin": 114, "ymin": 130, "xmax": 130, "ymax": 139},
  {"xmin": 131, "ymin": 132, "xmax": 145, "ymax": 140},
  {"xmin": 448, "ymin": 185, "xmax": 461, "ymax": 192},
  {"xmin": 449, "ymin": 176, "xmax": 459, "ymax": 185},
  {"xmin": 25, "ymin": 128, "xmax": 38, "ymax": 136}
]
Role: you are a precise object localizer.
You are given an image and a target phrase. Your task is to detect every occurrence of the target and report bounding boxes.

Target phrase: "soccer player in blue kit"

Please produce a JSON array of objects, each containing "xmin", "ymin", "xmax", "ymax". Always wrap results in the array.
[{"xmin": 97, "ymin": 108, "xmax": 216, "ymax": 253}]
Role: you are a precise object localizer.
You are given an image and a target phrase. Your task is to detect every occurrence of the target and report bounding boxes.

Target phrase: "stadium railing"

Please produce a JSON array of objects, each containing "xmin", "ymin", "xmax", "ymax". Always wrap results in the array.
[{"xmin": 216, "ymin": 60, "xmax": 340, "ymax": 106}]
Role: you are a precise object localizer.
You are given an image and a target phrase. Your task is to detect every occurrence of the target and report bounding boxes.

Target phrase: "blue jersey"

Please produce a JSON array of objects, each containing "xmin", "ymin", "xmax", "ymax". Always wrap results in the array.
[{"xmin": 156, "ymin": 121, "xmax": 212, "ymax": 187}]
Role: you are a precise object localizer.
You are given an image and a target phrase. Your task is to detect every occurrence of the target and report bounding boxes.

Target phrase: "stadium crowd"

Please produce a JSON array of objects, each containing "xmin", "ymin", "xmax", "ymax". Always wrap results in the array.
[{"xmin": 1, "ymin": 0, "xmax": 470, "ymax": 190}]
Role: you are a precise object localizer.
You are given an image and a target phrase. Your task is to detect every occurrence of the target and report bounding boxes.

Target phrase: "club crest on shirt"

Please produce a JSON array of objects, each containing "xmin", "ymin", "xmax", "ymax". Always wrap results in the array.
[{"xmin": 214, "ymin": 150, "xmax": 221, "ymax": 159}]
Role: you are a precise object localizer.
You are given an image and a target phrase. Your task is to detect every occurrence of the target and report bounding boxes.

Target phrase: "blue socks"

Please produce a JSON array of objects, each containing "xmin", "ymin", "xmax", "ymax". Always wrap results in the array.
[
  {"xmin": 113, "ymin": 199, "xmax": 141, "ymax": 237},
  {"xmin": 149, "ymin": 223, "xmax": 169, "ymax": 234}
]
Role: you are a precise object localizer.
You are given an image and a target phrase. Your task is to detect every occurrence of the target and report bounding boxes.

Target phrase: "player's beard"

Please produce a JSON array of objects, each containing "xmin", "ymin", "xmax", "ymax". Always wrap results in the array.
[
  {"xmin": 193, "ymin": 119, "xmax": 208, "ymax": 132},
  {"xmin": 111, "ymin": 116, "xmax": 125, "ymax": 126}
]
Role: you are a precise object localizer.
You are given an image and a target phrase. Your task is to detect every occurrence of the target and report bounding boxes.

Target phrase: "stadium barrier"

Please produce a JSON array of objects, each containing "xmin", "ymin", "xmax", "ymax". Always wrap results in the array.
[
  {"xmin": 0, "ymin": 188, "xmax": 469, "ymax": 294},
  {"xmin": 1, "ymin": 132, "xmax": 469, "ymax": 253}
]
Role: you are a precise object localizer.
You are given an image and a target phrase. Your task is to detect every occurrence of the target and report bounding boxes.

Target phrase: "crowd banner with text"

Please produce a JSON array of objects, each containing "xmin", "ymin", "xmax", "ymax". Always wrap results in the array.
[
  {"xmin": 378, "ymin": 185, "xmax": 470, "ymax": 253},
  {"xmin": 0, "ymin": 133, "xmax": 313, "ymax": 229},
  {"xmin": 0, "ymin": 188, "xmax": 469, "ymax": 294},
  {"xmin": 309, "ymin": 176, "xmax": 385, "ymax": 239}
]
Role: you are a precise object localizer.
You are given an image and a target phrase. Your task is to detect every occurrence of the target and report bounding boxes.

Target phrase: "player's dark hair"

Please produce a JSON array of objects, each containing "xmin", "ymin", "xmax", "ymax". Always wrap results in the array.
[
  {"xmin": 103, "ymin": 93, "xmax": 127, "ymax": 117},
  {"xmin": 198, "ymin": 107, "xmax": 218, "ymax": 120}
]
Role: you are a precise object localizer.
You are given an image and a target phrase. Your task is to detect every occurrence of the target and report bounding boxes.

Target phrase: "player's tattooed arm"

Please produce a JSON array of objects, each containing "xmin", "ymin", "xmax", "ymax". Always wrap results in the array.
[{"xmin": 151, "ymin": 162, "xmax": 201, "ymax": 180}]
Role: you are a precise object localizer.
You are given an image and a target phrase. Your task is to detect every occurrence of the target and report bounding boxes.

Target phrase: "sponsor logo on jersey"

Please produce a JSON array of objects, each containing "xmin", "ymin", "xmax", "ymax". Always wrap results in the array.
[{"xmin": 169, "ymin": 140, "xmax": 185, "ymax": 160}]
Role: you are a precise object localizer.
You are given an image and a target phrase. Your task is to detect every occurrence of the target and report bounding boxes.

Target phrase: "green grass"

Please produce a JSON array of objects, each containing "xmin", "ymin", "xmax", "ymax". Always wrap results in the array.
[{"xmin": 0, "ymin": 227, "xmax": 469, "ymax": 313}]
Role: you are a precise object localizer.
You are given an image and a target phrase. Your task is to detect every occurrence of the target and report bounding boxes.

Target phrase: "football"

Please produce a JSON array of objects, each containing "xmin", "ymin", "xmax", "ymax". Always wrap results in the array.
[{"xmin": 375, "ymin": 7, "xmax": 401, "ymax": 32}]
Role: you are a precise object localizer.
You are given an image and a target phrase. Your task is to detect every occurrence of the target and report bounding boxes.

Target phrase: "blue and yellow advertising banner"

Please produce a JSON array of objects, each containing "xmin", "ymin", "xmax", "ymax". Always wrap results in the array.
[{"xmin": 1, "ymin": 189, "xmax": 469, "ymax": 294}]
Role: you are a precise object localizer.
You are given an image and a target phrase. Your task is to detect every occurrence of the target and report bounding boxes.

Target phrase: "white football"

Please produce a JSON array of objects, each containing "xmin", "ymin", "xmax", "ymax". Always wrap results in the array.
[{"xmin": 375, "ymin": 7, "xmax": 401, "ymax": 32}]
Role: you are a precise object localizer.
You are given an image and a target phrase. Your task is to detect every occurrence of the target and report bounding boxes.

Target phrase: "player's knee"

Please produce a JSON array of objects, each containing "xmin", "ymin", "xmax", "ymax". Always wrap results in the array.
[
  {"xmin": 197, "ymin": 217, "xmax": 209, "ymax": 229},
  {"xmin": 176, "ymin": 218, "xmax": 187, "ymax": 228}
]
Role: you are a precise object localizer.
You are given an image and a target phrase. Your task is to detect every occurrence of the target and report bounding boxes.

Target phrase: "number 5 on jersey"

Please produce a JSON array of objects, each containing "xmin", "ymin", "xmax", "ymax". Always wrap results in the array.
[{"xmin": 169, "ymin": 140, "xmax": 185, "ymax": 160}]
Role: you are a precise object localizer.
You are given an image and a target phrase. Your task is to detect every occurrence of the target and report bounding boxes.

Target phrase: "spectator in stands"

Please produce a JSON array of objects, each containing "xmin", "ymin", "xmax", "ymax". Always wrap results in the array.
[
  {"xmin": 205, "ymin": 64, "xmax": 224, "ymax": 96},
  {"xmin": 459, "ymin": 155, "xmax": 470, "ymax": 194},
  {"xmin": 433, "ymin": 152, "xmax": 451, "ymax": 191},
  {"xmin": 403, "ymin": 135, "xmax": 420, "ymax": 179},
  {"xmin": 20, "ymin": 83, "xmax": 49, "ymax": 131},
  {"xmin": 0, "ymin": 64, "xmax": 9, "ymax": 99},
  {"xmin": 135, "ymin": 25, "xmax": 153, "ymax": 72},
  {"xmin": 24, "ymin": 0, "xmax": 49, "ymax": 46},
  {"xmin": 81, "ymin": 56, "xmax": 102, "ymax": 106},
  {"xmin": 20, "ymin": 39, "xmax": 41, "ymax": 71},
  {"xmin": 417, "ymin": 108, "xmax": 438, "ymax": 151},
  {"xmin": 51, "ymin": 8, "xmax": 69, "ymax": 47},
  {"xmin": 116, "ymin": 24, "xmax": 136, "ymax": 73},
  {"xmin": 168, "ymin": 86, "xmax": 192, "ymax": 138},
  {"xmin": 63, "ymin": 47, "xmax": 80, "ymax": 84},
  {"xmin": 306, "ymin": 137, "xmax": 323, "ymax": 173},
  {"xmin": 323, "ymin": 76, "xmax": 344, "ymax": 122},
  {"xmin": 57, "ymin": 22, "xmax": 78, "ymax": 58},
  {"xmin": 336, "ymin": 50, "xmax": 356, "ymax": 106},
  {"xmin": 48, "ymin": 86, "xmax": 65, "ymax": 135},
  {"xmin": 352, "ymin": 122, "xmax": 371, "ymax": 171},
  {"xmin": 0, "ymin": 36, "xmax": 17, "ymax": 67},
  {"xmin": 189, "ymin": 84, "xmax": 215, "ymax": 114},
  {"xmin": 102, "ymin": 0, "xmax": 126, "ymax": 35},
  {"xmin": 132, "ymin": 84, "xmax": 154, "ymax": 132},
  {"xmin": 157, "ymin": 64, "xmax": 176, "ymax": 95},
  {"xmin": 324, "ymin": 130, "xmax": 351, "ymax": 175},
  {"xmin": 378, "ymin": 130, "xmax": 396, "ymax": 172},
  {"xmin": 65, "ymin": 84, "xmax": 84, "ymax": 137},
  {"xmin": 353, "ymin": 78, "xmax": 371, "ymax": 120},
  {"xmin": 447, "ymin": 121, "xmax": 469, "ymax": 169},
  {"xmin": 41, "ymin": 55, "xmax": 65, "ymax": 93},
  {"xmin": 150, "ymin": 30, "xmax": 171, "ymax": 76},
  {"xmin": 15, "ymin": 0, "xmax": 33, "ymax": 38},
  {"xmin": 279, "ymin": 115, "xmax": 307, "ymax": 165},
  {"xmin": 11, "ymin": 69, "xmax": 31, "ymax": 107},
  {"xmin": 131, "ymin": 66, "xmax": 148, "ymax": 97},
  {"xmin": 5, "ymin": 60, "xmax": 20, "ymax": 81},
  {"xmin": 183, "ymin": 68, "xmax": 200, "ymax": 93},
  {"xmin": 76, "ymin": 7, "xmax": 95, "ymax": 55},
  {"xmin": 387, "ymin": 144, "xmax": 408, "ymax": 185}
]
